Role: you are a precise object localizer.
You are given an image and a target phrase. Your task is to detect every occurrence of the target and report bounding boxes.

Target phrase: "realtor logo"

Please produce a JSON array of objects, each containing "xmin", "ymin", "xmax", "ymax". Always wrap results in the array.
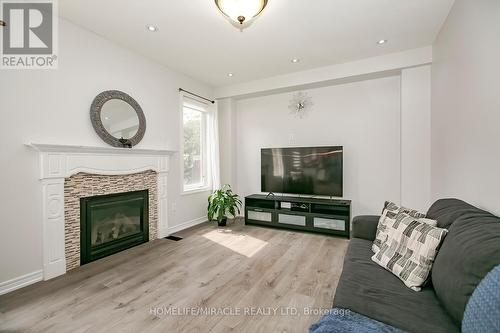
[{"xmin": 1, "ymin": 0, "xmax": 58, "ymax": 69}]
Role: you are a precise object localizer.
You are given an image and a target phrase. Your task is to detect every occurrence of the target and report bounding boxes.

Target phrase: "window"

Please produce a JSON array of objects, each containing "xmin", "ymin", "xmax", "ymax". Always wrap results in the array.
[{"xmin": 182, "ymin": 100, "xmax": 209, "ymax": 192}]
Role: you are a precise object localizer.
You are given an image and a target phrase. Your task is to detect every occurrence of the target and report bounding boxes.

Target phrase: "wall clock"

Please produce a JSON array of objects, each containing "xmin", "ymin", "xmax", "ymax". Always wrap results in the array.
[{"xmin": 288, "ymin": 92, "xmax": 313, "ymax": 119}]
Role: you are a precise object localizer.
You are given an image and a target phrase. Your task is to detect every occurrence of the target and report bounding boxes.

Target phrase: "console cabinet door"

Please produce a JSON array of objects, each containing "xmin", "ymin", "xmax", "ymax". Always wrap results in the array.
[
  {"xmin": 313, "ymin": 217, "xmax": 347, "ymax": 231},
  {"xmin": 278, "ymin": 213, "xmax": 306, "ymax": 227},
  {"xmin": 247, "ymin": 209, "xmax": 273, "ymax": 222}
]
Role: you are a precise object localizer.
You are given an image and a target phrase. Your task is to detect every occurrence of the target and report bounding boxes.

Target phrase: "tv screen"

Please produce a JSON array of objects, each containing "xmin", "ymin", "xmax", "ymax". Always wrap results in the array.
[{"xmin": 261, "ymin": 146, "xmax": 343, "ymax": 197}]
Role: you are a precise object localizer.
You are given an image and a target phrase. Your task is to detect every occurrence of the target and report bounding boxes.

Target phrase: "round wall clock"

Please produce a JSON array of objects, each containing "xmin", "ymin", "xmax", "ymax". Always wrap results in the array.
[{"xmin": 288, "ymin": 92, "xmax": 314, "ymax": 119}]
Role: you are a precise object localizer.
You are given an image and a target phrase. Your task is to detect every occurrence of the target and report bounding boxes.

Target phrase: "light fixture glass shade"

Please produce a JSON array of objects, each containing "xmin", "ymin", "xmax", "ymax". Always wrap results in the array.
[{"xmin": 215, "ymin": 0, "xmax": 268, "ymax": 25}]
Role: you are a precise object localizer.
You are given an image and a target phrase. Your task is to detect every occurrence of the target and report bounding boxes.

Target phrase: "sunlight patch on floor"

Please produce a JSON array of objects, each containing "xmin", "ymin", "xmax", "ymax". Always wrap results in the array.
[{"xmin": 202, "ymin": 229, "xmax": 268, "ymax": 258}]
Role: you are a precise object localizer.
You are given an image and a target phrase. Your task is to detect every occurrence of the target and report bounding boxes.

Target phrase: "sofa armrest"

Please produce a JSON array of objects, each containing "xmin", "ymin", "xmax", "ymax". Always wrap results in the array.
[{"xmin": 351, "ymin": 215, "xmax": 380, "ymax": 241}]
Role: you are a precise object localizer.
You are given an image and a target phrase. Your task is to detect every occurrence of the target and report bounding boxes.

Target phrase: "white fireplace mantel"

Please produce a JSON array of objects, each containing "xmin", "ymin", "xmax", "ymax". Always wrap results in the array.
[{"xmin": 27, "ymin": 143, "xmax": 177, "ymax": 280}]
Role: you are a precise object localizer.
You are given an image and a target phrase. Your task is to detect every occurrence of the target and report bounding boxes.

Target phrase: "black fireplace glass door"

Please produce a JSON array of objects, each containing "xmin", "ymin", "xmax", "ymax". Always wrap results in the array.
[
  {"xmin": 91, "ymin": 204, "xmax": 141, "ymax": 246},
  {"xmin": 80, "ymin": 190, "xmax": 149, "ymax": 265}
]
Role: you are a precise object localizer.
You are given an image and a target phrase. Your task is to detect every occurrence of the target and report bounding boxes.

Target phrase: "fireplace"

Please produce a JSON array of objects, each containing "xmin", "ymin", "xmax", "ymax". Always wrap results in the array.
[
  {"xmin": 80, "ymin": 190, "xmax": 149, "ymax": 265},
  {"xmin": 30, "ymin": 143, "xmax": 173, "ymax": 280}
]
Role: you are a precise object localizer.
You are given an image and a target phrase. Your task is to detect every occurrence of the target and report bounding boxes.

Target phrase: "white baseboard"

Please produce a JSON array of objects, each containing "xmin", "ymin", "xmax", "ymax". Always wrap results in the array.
[
  {"xmin": 167, "ymin": 216, "xmax": 207, "ymax": 235},
  {"xmin": 0, "ymin": 270, "xmax": 43, "ymax": 296}
]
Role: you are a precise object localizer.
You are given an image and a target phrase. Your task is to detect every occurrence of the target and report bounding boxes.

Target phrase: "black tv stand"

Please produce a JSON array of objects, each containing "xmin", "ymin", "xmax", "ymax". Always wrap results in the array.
[{"xmin": 245, "ymin": 194, "xmax": 351, "ymax": 238}]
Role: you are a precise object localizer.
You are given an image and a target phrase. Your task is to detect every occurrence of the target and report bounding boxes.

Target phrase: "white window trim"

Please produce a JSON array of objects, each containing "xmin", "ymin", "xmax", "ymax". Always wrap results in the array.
[
  {"xmin": 181, "ymin": 186, "xmax": 212, "ymax": 196},
  {"xmin": 180, "ymin": 93, "xmax": 213, "ymax": 195}
]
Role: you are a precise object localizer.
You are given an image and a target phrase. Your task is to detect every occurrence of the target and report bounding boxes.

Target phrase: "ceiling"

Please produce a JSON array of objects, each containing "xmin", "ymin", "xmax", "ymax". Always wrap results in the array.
[{"xmin": 59, "ymin": 0, "xmax": 454, "ymax": 87}]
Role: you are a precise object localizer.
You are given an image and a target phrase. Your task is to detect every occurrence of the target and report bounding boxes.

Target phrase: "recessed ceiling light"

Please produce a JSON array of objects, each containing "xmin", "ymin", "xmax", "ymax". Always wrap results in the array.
[
  {"xmin": 227, "ymin": 73, "xmax": 234, "ymax": 77},
  {"xmin": 291, "ymin": 58, "xmax": 300, "ymax": 63},
  {"xmin": 377, "ymin": 39, "xmax": 387, "ymax": 45},
  {"xmin": 147, "ymin": 25, "xmax": 158, "ymax": 32}
]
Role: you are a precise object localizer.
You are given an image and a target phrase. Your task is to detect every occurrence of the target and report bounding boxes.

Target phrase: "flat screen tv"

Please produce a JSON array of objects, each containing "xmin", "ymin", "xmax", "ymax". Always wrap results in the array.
[{"xmin": 261, "ymin": 146, "xmax": 343, "ymax": 197}]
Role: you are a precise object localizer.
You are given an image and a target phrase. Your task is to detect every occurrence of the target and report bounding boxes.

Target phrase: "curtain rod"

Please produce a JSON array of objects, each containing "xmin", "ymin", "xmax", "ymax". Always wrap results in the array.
[{"xmin": 179, "ymin": 88, "xmax": 215, "ymax": 104}]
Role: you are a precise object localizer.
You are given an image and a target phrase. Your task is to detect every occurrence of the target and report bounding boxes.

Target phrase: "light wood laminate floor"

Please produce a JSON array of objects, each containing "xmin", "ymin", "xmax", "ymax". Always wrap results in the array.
[{"xmin": 0, "ymin": 220, "xmax": 348, "ymax": 333}]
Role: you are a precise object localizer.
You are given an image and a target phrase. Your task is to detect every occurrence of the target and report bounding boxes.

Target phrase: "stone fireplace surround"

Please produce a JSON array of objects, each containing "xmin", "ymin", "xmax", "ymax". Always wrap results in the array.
[
  {"xmin": 29, "ymin": 144, "xmax": 175, "ymax": 280},
  {"xmin": 64, "ymin": 171, "xmax": 158, "ymax": 271}
]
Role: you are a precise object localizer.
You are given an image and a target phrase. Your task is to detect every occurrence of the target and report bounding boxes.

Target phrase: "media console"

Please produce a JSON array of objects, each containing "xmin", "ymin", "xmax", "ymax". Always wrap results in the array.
[{"xmin": 245, "ymin": 194, "xmax": 351, "ymax": 238}]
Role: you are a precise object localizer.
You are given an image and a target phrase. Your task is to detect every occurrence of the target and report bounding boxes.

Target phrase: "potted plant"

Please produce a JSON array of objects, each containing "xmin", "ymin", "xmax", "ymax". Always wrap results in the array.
[{"xmin": 207, "ymin": 185, "xmax": 242, "ymax": 227}]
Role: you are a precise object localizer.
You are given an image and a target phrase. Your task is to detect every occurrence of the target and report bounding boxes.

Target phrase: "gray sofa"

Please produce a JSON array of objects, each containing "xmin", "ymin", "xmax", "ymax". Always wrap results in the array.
[{"xmin": 333, "ymin": 199, "xmax": 500, "ymax": 333}]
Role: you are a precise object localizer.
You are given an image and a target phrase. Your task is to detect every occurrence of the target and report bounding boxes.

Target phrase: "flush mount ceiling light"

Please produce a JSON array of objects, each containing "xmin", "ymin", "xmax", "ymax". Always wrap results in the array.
[
  {"xmin": 377, "ymin": 39, "xmax": 388, "ymax": 45},
  {"xmin": 146, "ymin": 25, "xmax": 158, "ymax": 32},
  {"xmin": 227, "ymin": 72, "xmax": 234, "ymax": 77},
  {"xmin": 291, "ymin": 58, "xmax": 300, "ymax": 63},
  {"xmin": 215, "ymin": 0, "xmax": 268, "ymax": 26}
]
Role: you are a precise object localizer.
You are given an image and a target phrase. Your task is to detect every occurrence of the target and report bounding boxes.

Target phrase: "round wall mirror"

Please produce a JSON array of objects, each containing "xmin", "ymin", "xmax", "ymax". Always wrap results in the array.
[
  {"xmin": 100, "ymin": 99, "xmax": 140, "ymax": 139},
  {"xmin": 90, "ymin": 90, "xmax": 146, "ymax": 148}
]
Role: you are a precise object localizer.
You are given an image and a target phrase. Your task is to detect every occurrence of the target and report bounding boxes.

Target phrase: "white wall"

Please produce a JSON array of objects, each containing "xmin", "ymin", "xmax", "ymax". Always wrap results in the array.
[
  {"xmin": 218, "ymin": 98, "xmax": 238, "ymax": 188},
  {"xmin": 233, "ymin": 76, "xmax": 402, "ymax": 218},
  {"xmin": 432, "ymin": 0, "xmax": 500, "ymax": 215},
  {"xmin": 0, "ymin": 19, "xmax": 213, "ymax": 285},
  {"xmin": 401, "ymin": 66, "xmax": 432, "ymax": 211}
]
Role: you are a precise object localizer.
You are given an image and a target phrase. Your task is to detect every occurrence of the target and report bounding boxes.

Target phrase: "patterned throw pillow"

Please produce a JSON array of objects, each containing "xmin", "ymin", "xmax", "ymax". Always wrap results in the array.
[
  {"xmin": 371, "ymin": 213, "xmax": 447, "ymax": 291},
  {"xmin": 372, "ymin": 201, "xmax": 427, "ymax": 252}
]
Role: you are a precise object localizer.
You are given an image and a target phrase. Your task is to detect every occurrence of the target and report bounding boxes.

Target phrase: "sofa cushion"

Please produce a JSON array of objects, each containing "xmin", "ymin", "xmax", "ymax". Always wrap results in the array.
[
  {"xmin": 431, "ymin": 204, "xmax": 500, "ymax": 324},
  {"xmin": 426, "ymin": 198, "xmax": 479, "ymax": 229},
  {"xmin": 334, "ymin": 238, "xmax": 458, "ymax": 333},
  {"xmin": 372, "ymin": 213, "xmax": 447, "ymax": 291},
  {"xmin": 373, "ymin": 201, "xmax": 427, "ymax": 252},
  {"xmin": 351, "ymin": 215, "xmax": 380, "ymax": 241}
]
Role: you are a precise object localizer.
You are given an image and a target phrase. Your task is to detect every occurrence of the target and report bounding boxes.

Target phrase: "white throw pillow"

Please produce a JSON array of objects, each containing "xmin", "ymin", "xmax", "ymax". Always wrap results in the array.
[
  {"xmin": 371, "ymin": 212, "xmax": 447, "ymax": 291},
  {"xmin": 372, "ymin": 201, "xmax": 427, "ymax": 253},
  {"xmin": 417, "ymin": 218, "xmax": 438, "ymax": 227}
]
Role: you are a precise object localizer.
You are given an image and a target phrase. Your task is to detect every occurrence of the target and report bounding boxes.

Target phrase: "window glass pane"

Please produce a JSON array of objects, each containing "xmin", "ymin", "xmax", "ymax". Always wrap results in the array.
[{"xmin": 183, "ymin": 107, "xmax": 203, "ymax": 188}]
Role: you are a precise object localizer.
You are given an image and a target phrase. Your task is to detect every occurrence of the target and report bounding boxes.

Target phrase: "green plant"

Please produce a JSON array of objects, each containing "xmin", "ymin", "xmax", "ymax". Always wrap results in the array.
[{"xmin": 207, "ymin": 185, "xmax": 242, "ymax": 223}]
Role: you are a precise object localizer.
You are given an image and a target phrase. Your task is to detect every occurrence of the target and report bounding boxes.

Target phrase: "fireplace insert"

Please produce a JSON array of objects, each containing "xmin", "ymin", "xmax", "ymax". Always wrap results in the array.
[{"xmin": 80, "ymin": 190, "xmax": 149, "ymax": 265}]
